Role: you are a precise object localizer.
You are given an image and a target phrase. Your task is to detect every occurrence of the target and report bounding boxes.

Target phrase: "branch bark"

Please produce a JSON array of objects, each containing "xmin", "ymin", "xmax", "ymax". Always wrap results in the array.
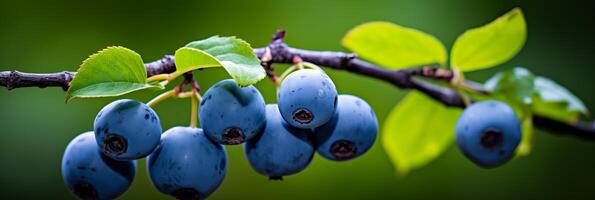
[
  {"xmin": 0, "ymin": 55, "xmax": 176, "ymax": 91},
  {"xmin": 0, "ymin": 71, "xmax": 74, "ymax": 91},
  {"xmin": 1, "ymin": 30, "xmax": 593, "ymax": 139}
]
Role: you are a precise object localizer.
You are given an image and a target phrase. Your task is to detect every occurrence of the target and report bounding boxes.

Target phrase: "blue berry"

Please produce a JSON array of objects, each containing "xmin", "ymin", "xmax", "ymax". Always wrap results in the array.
[
  {"xmin": 93, "ymin": 99, "xmax": 162, "ymax": 161},
  {"xmin": 278, "ymin": 69, "xmax": 337, "ymax": 129},
  {"xmin": 244, "ymin": 104, "xmax": 315, "ymax": 180},
  {"xmin": 455, "ymin": 100, "xmax": 522, "ymax": 168},
  {"xmin": 315, "ymin": 95, "xmax": 377, "ymax": 161},
  {"xmin": 147, "ymin": 127, "xmax": 227, "ymax": 199},
  {"xmin": 199, "ymin": 79, "xmax": 266, "ymax": 145},
  {"xmin": 61, "ymin": 132, "xmax": 136, "ymax": 200}
]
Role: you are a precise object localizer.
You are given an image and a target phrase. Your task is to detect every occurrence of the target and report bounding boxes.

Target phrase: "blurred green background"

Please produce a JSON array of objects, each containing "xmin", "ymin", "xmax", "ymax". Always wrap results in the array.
[{"xmin": 1, "ymin": 0, "xmax": 594, "ymax": 199}]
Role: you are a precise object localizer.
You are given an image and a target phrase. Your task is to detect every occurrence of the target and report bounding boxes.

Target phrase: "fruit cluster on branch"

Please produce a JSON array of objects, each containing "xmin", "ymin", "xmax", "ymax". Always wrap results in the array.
[
  {"xmin": 0, "ymin": 31, "xmax": 593, "ymax": 139},
  {"xmin": 62, "ymin": 55, "xmax": 379, "ymax": 199}
]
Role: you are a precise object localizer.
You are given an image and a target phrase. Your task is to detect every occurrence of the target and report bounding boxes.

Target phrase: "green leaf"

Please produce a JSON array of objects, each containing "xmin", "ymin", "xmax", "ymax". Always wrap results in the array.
[
  {"xmin": 532, "ymin": 76, "xmax": 589, "ymax": 122},
  {"xmin": 342, "ymin": 21, "xmax": 447, "ymax": 69},
  {"xmin": 175, "ymin": 36, "xmax": 265, "ymax": 86},
  {"xmin": 65, "ymin": 47, "xmax": 163, "ymax": 102},
  {"xmin": 451, "ymin": 8, "xmax": 526, "ymax": 72},
  {"xmin": 485, "ymin": 67, "xmax": 535, "ymax": 105},
  {"xmin": 382, "ymin": 92, "xmax": 462, "ymax": 175},
  {"xmin": 173, "ymin": 47, "xmax": 221, "ymax": 74}
]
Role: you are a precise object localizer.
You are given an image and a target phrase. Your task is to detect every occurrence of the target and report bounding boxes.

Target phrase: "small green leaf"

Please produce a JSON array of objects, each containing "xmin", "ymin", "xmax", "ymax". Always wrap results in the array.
[
  {"xmin": 485, "ymin": 67, "xmax": 535, "ymax": 105},
  {"xmin": 451, "ymin": 8, "xmax": 526, "ymax": 72},
  {"xmin": 173, "ymin": 47, "xmax": 221, "ymax": 74},
  {"xmin": 65, "ymin": 47, "xmax": 163, "ymax": 102},
  {"xmin": 532, "ymin": 76, "xmax": 589, "ymax": 122},
  {"xmin": 342, "ymin": 21, "xmax": 447, "ymax": 69},
  {"xmin": 175, "ymin": 36, "xmax": 265, "ymax": 86},
  {"xmin": 382, "ymin": 92, "xmax": 462, "ymax": 175}
]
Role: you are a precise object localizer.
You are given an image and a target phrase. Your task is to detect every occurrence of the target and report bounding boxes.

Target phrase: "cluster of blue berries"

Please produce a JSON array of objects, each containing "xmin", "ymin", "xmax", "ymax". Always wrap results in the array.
[
  {"xmin": 201, "ymin": 69, "xmax": 378, "ymax": 179},
  {"xmin": 61, "ymin": 99, "xmax": 165, "ymax": 200},
  {"xmin": 61, "ymin": 68, "xmax": 378, "ymax": 200}
]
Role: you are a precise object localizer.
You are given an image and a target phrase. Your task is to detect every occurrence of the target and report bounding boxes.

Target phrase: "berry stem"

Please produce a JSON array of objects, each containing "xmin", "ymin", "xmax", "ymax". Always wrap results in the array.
[
  {"xmin": 147, "ymin": 90, "xmax": 176, "ymax": 108},
  {"xmin": 275, "ymin": 64, "xmax": 301, "ymax": 94},
  {"xmin": 190, "ymin": 90, "xmax": 199, "ymax": 128},
  {"xmin": 302, "ymin": 62, "xmax": 323, "ymax": 71},
  {"xmin": 159, "ymin": 80, "xmax": 169, "ymax": 87},
  {"xmin": 176, "ymin": 91, "xmax": 194, "ymax": 98},
  {"xmin": 146, "ymin": 74, "xmax": 170, "ymax": 83},
  {"xmin": 278, "ymin": 65, "xmax": 299, "ymax": 84},
  {"xmin": 451, "ymin": 68, "xmax": 472, "ymax": 106},
  {"xmin": 193, "ymin": 90, "xmax": 203, "ymax": 102},
  {"xmin": 457, "ymin": 90, "xmax": 472, "ymax": 107}
]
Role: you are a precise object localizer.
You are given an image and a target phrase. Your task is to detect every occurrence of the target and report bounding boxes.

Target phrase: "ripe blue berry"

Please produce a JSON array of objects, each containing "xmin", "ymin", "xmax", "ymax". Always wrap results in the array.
[
  {"xmin": 61, "ymin": 132, "xmax": 136, "ymax": 200},
  {"xmin": 278, "ymin": 69, "xmax": 338, "ymax": 129},
  {"xmin": 199, "ymin": 79, "xmax": 266, "ymax": 145},
  {"xmin": 244, "ymin": 104, "xmax": 315, "ymax": 180},
  {"xmin": 147, "ymin": 127, "xmax": 227, "ymax": 199},
  {"xmin": 455, "ymin": 100, "xmax": 522, "ymax": 168},
  {"xmin": 94, "ymin": 99, "xmax": 162, "ymax": 161},
  {"xmin": 315, "ymin": 95, "xmax": 378, "ymax": 161}
]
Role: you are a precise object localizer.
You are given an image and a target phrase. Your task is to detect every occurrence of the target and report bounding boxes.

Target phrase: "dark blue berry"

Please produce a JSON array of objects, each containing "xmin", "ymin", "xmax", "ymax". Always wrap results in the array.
[
  {"xmin": 278, "ymin": 69, "xmax": 337, "ymax": 129},
  {"xmin": 61, "ymin": 132, "xmax": 136, "ymax": 200},
  {"xmin": 455, "ymin": 100, "xmax": 522, "ymax": 168},
  {"xmin": 93, "ymin": 99, "xmax": 162, "ymax": 161},
  {"xmin": 315, "ymin": 95, "xmax": 377, "ymax": 161},
  {"xmin": 199, "ymin": 79, "xmax": 266, "ymax": 145},
  {"xmin": 147, "ymin": 127, "xmax": 227, "ymax": 199},
  {"xmin": 244, "ymin": 104, "xmax": 314, "ymax": 179}
]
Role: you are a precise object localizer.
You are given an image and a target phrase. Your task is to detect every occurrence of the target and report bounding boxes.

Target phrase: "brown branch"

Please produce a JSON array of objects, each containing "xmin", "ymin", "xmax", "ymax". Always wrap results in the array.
[
  {"xmin": 253, "ymin": 30, "xmax": 468, "ymax": 107},
  {"xmin": 0, "ymin": 55, "xmax": 176, "ymax": 91},
  {"xmin": 145, "ymin": 55, "xmax": 176, "ymax": 76},
  {"xmin": 0, "ymin": 30, "xmax": 593, "ymax": 140},
  {"xmin": 0, "ymin": 71, "xmax": 74, "ymax": 91}
]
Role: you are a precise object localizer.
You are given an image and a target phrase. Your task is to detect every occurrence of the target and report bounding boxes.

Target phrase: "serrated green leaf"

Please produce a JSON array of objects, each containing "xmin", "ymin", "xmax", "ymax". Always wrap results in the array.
[
  {"xmin": 175, "ymin": 36, "xmax": 265, "ymax": 86},
  {"xmin": 382, "ymin": 92, "xmax": 462, "ymax": 175},
  {"xmin": 532, "ymin": 76, "xmax": 589, "ymax": 122},
  {"xmin": 65, "ymin": 47, "xmax": 163, "ymax": 102},
  {"xmin": 342, "ymin": 21, "xmax": 447, "ymax": 69},
  {"xmin": 451, "ymin": 8, "xmax": 526, "ymax": 72},
  {"xmin": 485, "ymin": 67, "xmax": 535, "ymax": 105}
]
